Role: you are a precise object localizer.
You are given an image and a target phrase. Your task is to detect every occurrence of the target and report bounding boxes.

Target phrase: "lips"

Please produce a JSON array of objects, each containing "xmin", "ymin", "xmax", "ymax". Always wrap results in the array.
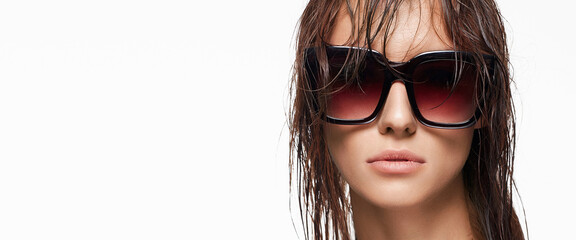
[{"xmin": 367, "ymin": 150, "xmax": 425, "ymax": 174}]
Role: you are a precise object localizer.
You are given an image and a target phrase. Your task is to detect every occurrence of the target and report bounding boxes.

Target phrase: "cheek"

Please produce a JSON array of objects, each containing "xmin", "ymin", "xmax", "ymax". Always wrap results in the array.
[
  {"xmin": 416, "ymin": 128, "xmax": 475, "ymax": 197},
  {"xmin": 425, "ymin": 128, "xmax": 474, "ymax": 169},
  {"xmin": 324, "ymin": 125, "xmax": 373, "ymax": 183}
]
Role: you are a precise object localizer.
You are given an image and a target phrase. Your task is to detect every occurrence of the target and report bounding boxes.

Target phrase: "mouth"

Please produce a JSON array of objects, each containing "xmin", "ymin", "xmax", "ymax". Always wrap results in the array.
[
  {"xmin": 367, "ymin": 150, "xmax": 425, "ymax": 174},
  {"xmin": 367, "ymin": 149, "xmax": 426, "ymax": 163}
]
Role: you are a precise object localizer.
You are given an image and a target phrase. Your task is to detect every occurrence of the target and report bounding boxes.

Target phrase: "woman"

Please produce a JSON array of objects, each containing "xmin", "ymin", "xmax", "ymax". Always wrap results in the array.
[{"xmin": 289, "ymin": 0, "xmax": 525, "ymax": 239}]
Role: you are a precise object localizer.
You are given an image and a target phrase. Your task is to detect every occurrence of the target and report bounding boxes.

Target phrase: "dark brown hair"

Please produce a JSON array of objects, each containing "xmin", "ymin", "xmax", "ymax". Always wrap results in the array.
[{"xmin": 289, "ymin": 0, "xmax": 525, "ymax": 239}]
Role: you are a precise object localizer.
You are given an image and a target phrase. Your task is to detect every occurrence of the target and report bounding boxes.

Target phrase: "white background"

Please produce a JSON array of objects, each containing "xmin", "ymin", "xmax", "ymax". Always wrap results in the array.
[{"xmin": 0, "ymin": 0, "xmax": 573, "ymax": 239}]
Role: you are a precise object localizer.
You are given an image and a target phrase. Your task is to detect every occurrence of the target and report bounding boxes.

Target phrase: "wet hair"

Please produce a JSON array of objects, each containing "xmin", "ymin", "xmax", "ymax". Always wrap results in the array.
[{"xmin": 288, "ymin": 0, "xmax": 525, "ymax": 239}]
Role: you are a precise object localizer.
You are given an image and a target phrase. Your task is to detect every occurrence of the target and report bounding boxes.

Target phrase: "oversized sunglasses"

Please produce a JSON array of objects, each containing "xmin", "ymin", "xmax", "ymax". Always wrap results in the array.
[{"xmin": 304, "ymin": 46, "xmax": 495, "ymax": 129}]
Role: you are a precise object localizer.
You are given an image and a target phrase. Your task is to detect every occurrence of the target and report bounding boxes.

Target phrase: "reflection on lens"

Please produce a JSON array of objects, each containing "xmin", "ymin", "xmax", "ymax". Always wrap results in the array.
[{"xmin": 412, "ymin": 61, "xmax": 476, "ymax": 124}]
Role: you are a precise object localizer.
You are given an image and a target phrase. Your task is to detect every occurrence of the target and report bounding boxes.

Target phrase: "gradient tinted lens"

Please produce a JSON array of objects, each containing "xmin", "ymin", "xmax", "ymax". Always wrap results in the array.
[
  {"xmin": 326, "ymin": 70, "xmax": 384, "ymax": 120},
  {"xmin": 412, "ymin": 60, "xmax": 477, "ymax": 124}
]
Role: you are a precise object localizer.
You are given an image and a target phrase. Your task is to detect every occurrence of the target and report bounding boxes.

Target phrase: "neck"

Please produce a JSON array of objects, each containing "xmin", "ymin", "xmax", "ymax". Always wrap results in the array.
[{"xmin": 351, "ymin": 174, "xmax": 478, "ymax": 240}]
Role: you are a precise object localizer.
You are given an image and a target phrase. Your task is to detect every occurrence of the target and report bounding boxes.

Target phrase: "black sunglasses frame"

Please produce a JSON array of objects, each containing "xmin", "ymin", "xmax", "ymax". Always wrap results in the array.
[{"xmin": 304, "ymin": 46, "xmax": 496, "ymax": 129}]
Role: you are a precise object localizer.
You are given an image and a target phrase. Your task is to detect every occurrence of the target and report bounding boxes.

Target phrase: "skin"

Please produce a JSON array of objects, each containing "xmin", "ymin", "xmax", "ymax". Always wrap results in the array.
[{"xmin": 325, "ymin": 0, "xmax": 481, "ymax": 239}]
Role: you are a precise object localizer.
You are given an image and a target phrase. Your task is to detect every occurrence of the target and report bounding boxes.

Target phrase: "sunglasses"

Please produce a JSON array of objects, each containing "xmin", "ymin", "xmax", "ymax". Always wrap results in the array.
[{"xmin": 304, "ymin": 46, "xmax": 495, "ymax": 129}]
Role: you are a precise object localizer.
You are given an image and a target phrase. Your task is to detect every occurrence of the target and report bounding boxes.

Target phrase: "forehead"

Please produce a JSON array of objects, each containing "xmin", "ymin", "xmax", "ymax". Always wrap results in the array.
[{"xmin": 327, "ymin": 0, "xmax": 453, "ymax": 62}]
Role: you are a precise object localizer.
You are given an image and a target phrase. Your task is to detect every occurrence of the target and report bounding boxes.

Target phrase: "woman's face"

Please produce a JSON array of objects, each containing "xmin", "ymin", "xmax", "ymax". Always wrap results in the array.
[{"xmin": 325, "ymin": 1, "xmax": 476, "ymax": 208}]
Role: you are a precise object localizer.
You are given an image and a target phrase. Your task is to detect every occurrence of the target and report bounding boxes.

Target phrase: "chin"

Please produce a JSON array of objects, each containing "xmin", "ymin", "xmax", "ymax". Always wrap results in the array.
[
  {"xmin": 350, "ymin": 189, "xmax": 427, "ymax": 209},
  {"xmin": 350, "ymin": 181, "xmax": 431, "ymax": 209},
  {"xmin": 350, "ymin": 171, "xmax": 466, "ymax": 211}
]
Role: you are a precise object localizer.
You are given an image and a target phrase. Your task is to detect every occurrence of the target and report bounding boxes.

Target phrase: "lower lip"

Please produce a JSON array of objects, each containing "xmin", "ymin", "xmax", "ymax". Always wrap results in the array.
[{"xmin": 369, "ymin": 160, "xmax": 424, "ymax": 174}]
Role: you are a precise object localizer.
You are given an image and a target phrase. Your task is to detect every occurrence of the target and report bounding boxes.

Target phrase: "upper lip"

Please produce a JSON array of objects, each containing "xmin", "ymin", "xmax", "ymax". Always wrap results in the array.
[{"xmin": 367, "ymin": 149, "xmax": 426, "ymax": 163}]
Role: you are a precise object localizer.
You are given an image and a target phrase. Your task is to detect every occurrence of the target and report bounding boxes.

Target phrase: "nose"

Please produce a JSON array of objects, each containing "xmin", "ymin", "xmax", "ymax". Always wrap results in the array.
[{"xmin": 376, "ymin": 81, "xmax": 417, "ymax": 136}]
